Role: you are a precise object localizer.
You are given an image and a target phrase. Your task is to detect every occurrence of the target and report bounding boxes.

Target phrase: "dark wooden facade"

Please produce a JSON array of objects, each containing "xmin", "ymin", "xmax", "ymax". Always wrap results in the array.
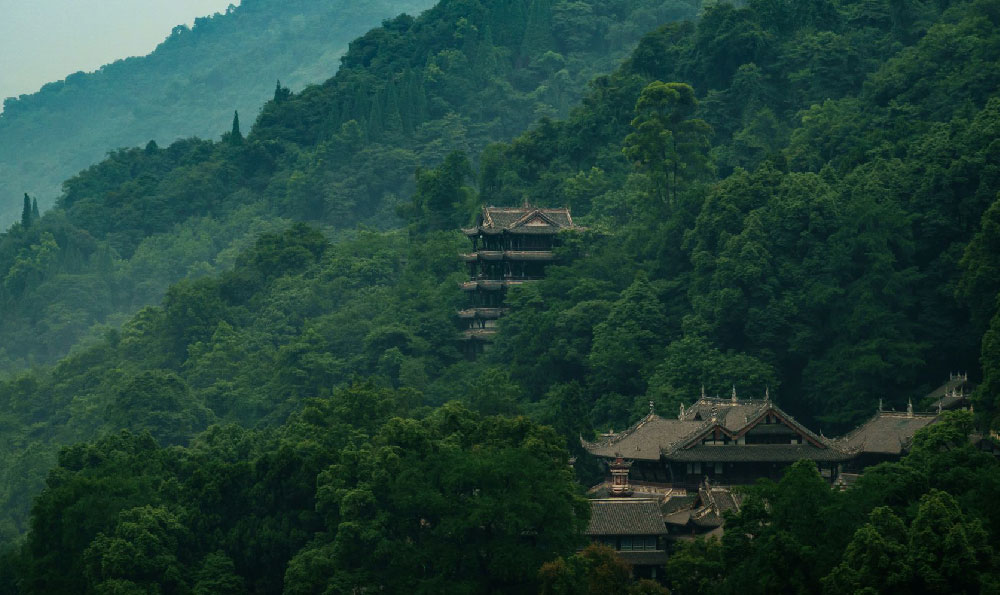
[
  {"xmin": 584, "ymin": 395, "xmax": 852, "ymax": 490},
  {"xmin": 458, "ymin": 205, "xmax": 577, "ymax": 352},
  {"xmin": 585, "ymin": 499, "xmax": 669, "ymax": 580}
]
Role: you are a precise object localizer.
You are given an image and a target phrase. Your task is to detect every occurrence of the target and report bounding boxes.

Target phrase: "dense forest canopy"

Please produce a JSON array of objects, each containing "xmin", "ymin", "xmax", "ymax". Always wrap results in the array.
[
  {"xmin": 1, "ymin": 0, "xmax": 1000, "ymax": 591},
  {"xmin": 0, "ymin": 0, "xmax": 438, "ymax": 227},
  {"xmin": 0, "ymin": 0, "xmax": 701, "ymax": 374}
]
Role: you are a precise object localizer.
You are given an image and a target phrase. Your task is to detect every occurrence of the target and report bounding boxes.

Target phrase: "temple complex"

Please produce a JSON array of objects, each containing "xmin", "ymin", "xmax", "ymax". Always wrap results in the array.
[
  {"xmin": 458, "ymin": 205, "xmax": 577, "ymax": 350},
  {"xmin": 580, "ymin": 377, "xmax": 981, "ymax": 580},
  {"xmin": 583, "ymin": 377, "xmax": 978, "ymax": 492},
  {"xmin": 583, "ymin": 391, "xmax": 852, "ymax": 489}
]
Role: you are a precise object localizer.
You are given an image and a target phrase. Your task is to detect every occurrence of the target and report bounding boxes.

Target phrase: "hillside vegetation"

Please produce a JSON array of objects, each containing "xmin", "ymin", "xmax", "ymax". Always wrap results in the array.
[
  {"xmin": 0, "ymin": 0, "xmax": 698, "ymax": 373},
  {"xmin": 0, "ymin": 0, "xmax": 437, "ymax": 226},
  {"xmin": 1, "ymin": 0, "xmax": 1000, "ymax": 592}
]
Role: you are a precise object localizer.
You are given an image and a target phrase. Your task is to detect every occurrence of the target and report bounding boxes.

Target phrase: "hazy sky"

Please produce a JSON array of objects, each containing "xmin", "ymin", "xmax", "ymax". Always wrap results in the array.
[{"xmin": 0, "ymin": 0, "xmax": 238, "ymax": 101}]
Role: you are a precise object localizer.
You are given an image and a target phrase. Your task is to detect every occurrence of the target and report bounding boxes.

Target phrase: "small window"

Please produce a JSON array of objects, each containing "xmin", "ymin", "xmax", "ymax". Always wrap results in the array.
[
  {"xmin": 714, "ymin": 462, "xmax": 723, "ymax": 474},
  {"xmin": 621, "ymin": 537, "xmax": 632, "ymax": 551}
]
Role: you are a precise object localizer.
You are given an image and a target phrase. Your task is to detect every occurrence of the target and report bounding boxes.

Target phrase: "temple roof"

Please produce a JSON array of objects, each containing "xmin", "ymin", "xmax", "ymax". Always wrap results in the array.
[
  {"xmin": 835, "ymin": 410, "xmax": 938, "ymax": 455},
  {"xmin": 583, "ymin": 414, "xmax": 707, "ymax": 461},
  {"xmin": 585, "ymin": 499, "xmax": 666, "ymax": 536},
  {"xmin": 463, "ymin": 205, "xmax": 576, "ymax": 235},
  {"xmin": 691, "ymin": 481, "xmax": 742, "ymax": 528},
  {"xmin": 923, "ymin": 374, "xmax": 968, "ymax": 410},
  {"xmin": 583, "ymin": 395, "xmax": 852, "ymax": 462}
]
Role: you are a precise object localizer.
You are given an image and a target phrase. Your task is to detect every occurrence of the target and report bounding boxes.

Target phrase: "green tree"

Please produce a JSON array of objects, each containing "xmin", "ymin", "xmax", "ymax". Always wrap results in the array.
[
  {"xmin": 192, "ymin": 552, "xmax": 244, "ymax": 595},
  {"xmin": 822, "ymin": 507, "xmax": 912, "ymax": 594},
  {"xmin": 589, "ymin": 273, "xmax": 668, "ymax": 396},
  {"xmin": 229, "ymin": 110, "xmax": 243, "ymax": 144},
  {"xmin": 20, "ymin": 193, "xmax": 32, "ymax": 228},
  {"xmin": 402, "ymin": 150, "xmax": 477, "ymax": 232},
  {"xmin": 623, "ymin": 81, "xmax": 712, "ymax": 207},
  {"xmin": 908, "ymin": 489, "xmax": 992, "ymax": 594},
  {"xmin": 82, "ymin": 505, "xmax": 190, "ymax": 594},
  {"xmin": 105, "ymin": 370, "xmax": 212, "ymax": 446}
]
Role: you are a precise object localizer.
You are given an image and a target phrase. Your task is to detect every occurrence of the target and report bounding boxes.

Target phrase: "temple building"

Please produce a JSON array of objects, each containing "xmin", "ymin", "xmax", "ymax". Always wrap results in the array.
[
  {"xmin": 664, "ymin": 478, "xmax": 741, "ymax": 540},
  {"xmin": 585, "ymin": 499, "xmax": 669, "ymax": 579},
  {"xmin": 583, "ymin": 391, "xmax": 853, "ymax": 489},
  {"xmin": 583, "ymin": 378, "xmax": 974, "ymax": 491},
  {"xmin": 458, "ymin": 205, "xmax": 577, "ymax": 350},
  {"xmin": 834, "ymin": 399, "xmax": 938, "ymax": 470}
]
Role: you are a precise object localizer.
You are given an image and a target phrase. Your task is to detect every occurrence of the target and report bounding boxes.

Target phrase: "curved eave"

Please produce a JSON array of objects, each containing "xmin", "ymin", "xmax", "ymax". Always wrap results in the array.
[
  {"xmin": 460, "ymin": 281, "xmax": 505, "ymax": 291},
  {"xmin": 505, "ymin": 250, "xmax": 555, "ymax": 261}
]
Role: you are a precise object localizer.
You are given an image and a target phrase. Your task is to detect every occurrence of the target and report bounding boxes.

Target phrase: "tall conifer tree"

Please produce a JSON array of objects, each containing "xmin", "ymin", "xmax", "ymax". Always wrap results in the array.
[
  {"xmin": 21, "ymin": 193, "xmax": 32, "ymax": 228},
  {"xmin": 230, "ymin": 111, "xmax": 243, "ymax": 144}
]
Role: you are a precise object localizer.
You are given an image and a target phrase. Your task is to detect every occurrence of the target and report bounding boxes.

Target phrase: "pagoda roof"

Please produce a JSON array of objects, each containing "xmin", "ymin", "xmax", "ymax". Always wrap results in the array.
[
  {"xmin": 463, "ymin": 205, "xmax": 576, "ymax": 235},
  {"xmin": 583, "ymin": 413, "xmax": 707, "ymax": 461},
  {"xmin": 835, "ymin": 410, "xmax": 938, "ymax": 456},
  {"xmin": 583, "ymin": 395, "xmax": 852, "ymax": 462},
  {"xmin": 585, "ymin": 499, "xmax": 666, "ymax": 536},
  {"xmin": 925, "ymin": 375, "xmax": 969, "ymax": 411},
  {"xmin": 691, "ymin": 480, "xmax": 742, "ymax": 528}
]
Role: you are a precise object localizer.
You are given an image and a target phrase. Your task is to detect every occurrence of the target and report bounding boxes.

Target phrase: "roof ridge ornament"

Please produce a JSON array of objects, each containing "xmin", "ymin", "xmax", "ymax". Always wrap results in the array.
[
  {"xmin": 679, "ymin": 402, "xmax": 686, "ymax": 419},
  {"xmin": 907, "ymin": 399, "xmax": 913, "ymax": 418},
  {"xmin": 649, "ymin": 400, "xmax": 655, "ymax": 415},
  {"xmin": 731, "ymin": 385, "xmax": 738, "ymax": 403},
  {"xmin": 764, "ymin": 387, "xmax": 770, "ymax": 403},
  {"xmin": 878, "ymin": 398, "xmax": 883, "ymax": 413},
  {"xmin": 701, "ymin": 385, "xmax": 706, "ymax": 400}
]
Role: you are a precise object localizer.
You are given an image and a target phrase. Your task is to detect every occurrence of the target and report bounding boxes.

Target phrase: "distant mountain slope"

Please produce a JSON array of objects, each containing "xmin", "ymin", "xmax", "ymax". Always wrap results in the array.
[{"xmin": 0, "ymin": 0, "xmax": 436, "ymax": 227}]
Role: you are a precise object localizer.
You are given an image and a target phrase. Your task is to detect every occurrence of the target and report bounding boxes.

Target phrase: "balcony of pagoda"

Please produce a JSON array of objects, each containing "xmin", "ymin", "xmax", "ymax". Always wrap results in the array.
[
  {"xmin": 460, "ymin": 280, "xmax": 505, "ymax": 291},
  {"xmin": 459, "ymin": 251, "xmax": 506, "ymax": 262},
  {"xmin": 457, "ymin": 308, "xmax": 507, "ymax": 319},
  {"xmin": 461, "ymin": 328, "xmax": 498, "ymax": 341},
  {"xmin": 504, "ymin": 250, "xmax": 555, "ymax": 261}
]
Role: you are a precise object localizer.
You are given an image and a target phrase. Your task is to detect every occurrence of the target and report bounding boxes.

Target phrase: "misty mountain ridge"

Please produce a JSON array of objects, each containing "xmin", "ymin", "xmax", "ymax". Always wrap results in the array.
[{"xmin": 0, "ymin": 0, "xmax": 436, "ymax": 227}]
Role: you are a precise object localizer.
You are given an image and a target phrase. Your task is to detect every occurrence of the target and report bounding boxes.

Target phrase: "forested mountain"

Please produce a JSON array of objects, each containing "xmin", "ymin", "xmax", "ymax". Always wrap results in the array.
[
  {"xmin": 2, "ymin": 0, "xmax": 1000, "ymax": 592},
  {"xmin": 0, "ymin": 0, "xmax": 698, "ymax": 373},
  {"xmin": 0, "ymin": 0, "xmax": 437, "ymax": 227}
]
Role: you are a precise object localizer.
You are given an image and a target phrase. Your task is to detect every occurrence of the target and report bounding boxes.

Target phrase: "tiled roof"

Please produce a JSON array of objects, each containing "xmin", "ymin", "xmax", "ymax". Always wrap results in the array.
[
  {"xmin": 464, "ymin": 205, "xmax": 576, "ymax": 235},
  {"xmin": 686, "ymin": 480, "xmax": 743, "ymax": 528},
  {"xmin": 923, "ymin": 375, "xmax": 968, "ymax": 409},
  {"xmin": 835, "ymin": 411, "xmax": 938, "ymax": 455},
  {"xmin": 585, "ymin": 499, "xmax": 666, "ymax": 536},
  {"xmin": 683, "ymin": 399, "xmax": 769, "ymax": 432},
  {"xmin": 583, "ymin": 396, "xmax": 849, "ymax": 461},
  {"xmin": 583, "ymin": 413, "xmax": 708, "ymax": 461}
]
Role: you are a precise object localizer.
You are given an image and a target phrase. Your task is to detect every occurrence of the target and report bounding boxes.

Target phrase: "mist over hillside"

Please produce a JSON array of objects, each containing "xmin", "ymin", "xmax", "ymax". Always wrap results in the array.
[
  {"xmin": 0, "ymin": 0, "xmax": 436, "ymax": 227},
  {"xmin": 1, "ymin": 0, "xmax": 1000, "ymax": 591}
]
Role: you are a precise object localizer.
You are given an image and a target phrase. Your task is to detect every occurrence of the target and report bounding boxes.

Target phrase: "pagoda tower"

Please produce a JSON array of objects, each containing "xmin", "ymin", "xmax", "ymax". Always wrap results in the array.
[{"xmin": 458, "ymin": 204, "xmax": 577, "ymax": 352}]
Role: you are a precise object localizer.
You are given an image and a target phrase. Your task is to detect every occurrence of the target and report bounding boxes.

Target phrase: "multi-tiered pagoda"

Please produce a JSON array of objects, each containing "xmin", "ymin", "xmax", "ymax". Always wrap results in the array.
[{"xmin": 459, "ymin": 205, "xmax": 577, "ymax": 350}]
